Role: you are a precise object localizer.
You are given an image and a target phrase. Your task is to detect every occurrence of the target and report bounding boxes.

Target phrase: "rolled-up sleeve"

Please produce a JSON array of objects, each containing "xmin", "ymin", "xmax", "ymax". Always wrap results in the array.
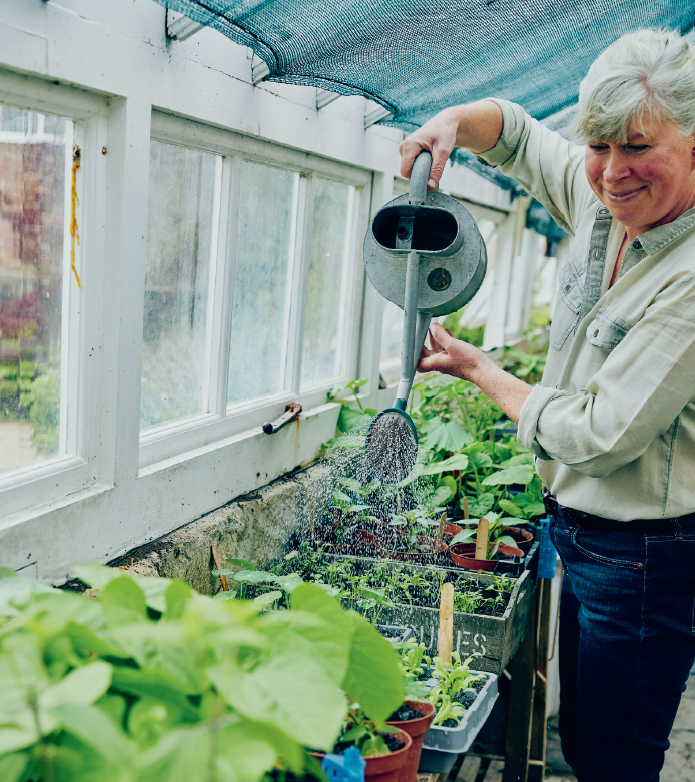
[
  {"xmin": 476, "ymin": 99, "xmax": 594, "ymax": 236},
  {"xmin": 518, "ymin": 275, "xmax": 695, "ymax": 478}
]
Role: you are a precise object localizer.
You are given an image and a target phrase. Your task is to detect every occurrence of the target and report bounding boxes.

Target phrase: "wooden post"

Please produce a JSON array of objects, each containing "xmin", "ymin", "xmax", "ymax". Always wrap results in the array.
[
  {"xmin": 475, "ymin": 517, "xmax": 490, "ymax": 561},
  {"xmin": 438, "ymin": 583, "xmax": 455, "ymax": 664},
  {"xmin": 502, "ymin": 583, "xmax": 540, "ymax": 782},
  {"xmin": 435, "ymin": 511, "xmax": 447, "ymax": 550},
  {"xmin": 528, "ymin": 580, "xmax": 552, "ymax": 780}
]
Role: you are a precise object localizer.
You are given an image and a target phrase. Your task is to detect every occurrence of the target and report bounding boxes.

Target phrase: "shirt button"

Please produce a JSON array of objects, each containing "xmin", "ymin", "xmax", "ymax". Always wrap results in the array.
[
  {"xmin": 593, "ymin": 329, "xmax": 599, "ymax": 337},
  {"xmin": 565, "ymin": 284, "xmax": 571, "ymax": 292}
]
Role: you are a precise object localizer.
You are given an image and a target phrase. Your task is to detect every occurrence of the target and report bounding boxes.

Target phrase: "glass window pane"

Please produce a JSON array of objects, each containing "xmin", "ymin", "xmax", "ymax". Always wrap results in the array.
[
  {"xmin": 227, "ymin": 161, "xmax": 298, "ymax": 405},
  {"xmin": 0, "ymin": 106, "xmax": 69, "ymax": 474},
  {"xmin": 140, "ymin": 141, "xmax": 219, "ymax": 431},
  {"xmin": 301, "ymin": 178, "xmax": 354, "ymax": 386},
  {"xmin": 380, "ymin": 300, "xmax": 404, "ymax": 367}
]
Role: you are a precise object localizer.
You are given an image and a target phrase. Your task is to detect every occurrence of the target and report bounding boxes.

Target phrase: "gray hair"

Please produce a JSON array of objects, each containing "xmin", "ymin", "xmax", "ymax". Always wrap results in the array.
[{"xmin": 572, "ymin": 29, "xmax": 695, "ymax": 144}]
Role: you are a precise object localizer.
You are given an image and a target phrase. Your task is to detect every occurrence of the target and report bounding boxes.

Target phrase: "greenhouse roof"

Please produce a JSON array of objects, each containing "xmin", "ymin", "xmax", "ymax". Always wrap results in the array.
[{"xmin": 157, "ymin": 0, "xmax": 695, "ymax": 189}]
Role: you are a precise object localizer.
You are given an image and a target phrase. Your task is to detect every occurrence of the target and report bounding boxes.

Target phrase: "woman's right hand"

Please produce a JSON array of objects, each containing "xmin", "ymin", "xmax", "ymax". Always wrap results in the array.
[
  {"xmin": 399, "ymin": 101, "xmax": 504, "ymax": 190},
  {"xmin": 399, "ymin": 108, "xmax": 460, "ymax": 190}
]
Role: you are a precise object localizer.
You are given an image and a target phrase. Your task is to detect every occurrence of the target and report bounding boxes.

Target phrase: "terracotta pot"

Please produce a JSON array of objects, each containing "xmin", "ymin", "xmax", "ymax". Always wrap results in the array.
[
  {"xmin": 385, "ymin": 701, "xmax": 435, "ymax": 782},
  {"xmin": 502, "ymin": 526, "xmax": 534, "ymax": 554},
  {"xmin": 442, "ymin": 522, "xmax": 463, "ymax": 539},
  {"xmin": 311, "ymin": 729, "xmax": 412, "ymax": 782},
  {"xmin": 449, "ymin": 541, "xmax": 524, "ymax": 571},
  {"xmin": 376, "ymin": 536, "xmax": 448, "ymax": 564}
]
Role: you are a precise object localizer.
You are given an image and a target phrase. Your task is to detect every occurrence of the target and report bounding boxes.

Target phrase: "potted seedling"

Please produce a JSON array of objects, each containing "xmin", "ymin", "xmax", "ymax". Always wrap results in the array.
[
  {"xmin": 419, "ymin": 653, "xmax": 499, "ymax": 773},
  {"xmin": 311, "ymin": 709, "xmax": 413, "ymax": 782},
  {"xmin": 448, "ymin": 513, "xmax": 524, "ymax": 571}
]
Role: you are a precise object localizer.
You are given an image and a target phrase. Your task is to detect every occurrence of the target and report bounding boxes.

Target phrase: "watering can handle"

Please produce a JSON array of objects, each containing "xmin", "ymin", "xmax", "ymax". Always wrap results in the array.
[{"xmin": 409, "ymin": 151, "xmax": 433, "ymax": 207}]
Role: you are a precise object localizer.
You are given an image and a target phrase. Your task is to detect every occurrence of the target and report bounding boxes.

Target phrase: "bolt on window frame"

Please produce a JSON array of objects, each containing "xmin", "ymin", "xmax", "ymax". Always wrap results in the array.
[
  {"xmin": 139, "ymin": 111, "xmax": 370, "ymax": 469},
  {"xmin": 0, "ymin": 74, "xmax": 108, "ymax": 518}
]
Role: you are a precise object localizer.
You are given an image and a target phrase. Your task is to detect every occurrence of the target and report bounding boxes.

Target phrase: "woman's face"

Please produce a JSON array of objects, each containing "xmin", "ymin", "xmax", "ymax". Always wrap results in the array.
[{"xmin": 584, "ymin": 115, "xmax": 695, "ymax": 237}]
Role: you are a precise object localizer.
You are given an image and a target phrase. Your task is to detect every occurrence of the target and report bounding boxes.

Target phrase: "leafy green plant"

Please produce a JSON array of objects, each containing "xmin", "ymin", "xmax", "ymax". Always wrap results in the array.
[
  {"xmin": 337, "ymin": 710, "xmax": 400, "ymax": 757},
  {"xmin": 449, "ymin": 512, "xmax": 524, "ymax": 555},
  {"xmin": 0, "ymin": 564, "xmax": 405, "ymax": 782},
  {"xmin": 428, "ymin": 652, "xmax": 486, "ymax": 727}
]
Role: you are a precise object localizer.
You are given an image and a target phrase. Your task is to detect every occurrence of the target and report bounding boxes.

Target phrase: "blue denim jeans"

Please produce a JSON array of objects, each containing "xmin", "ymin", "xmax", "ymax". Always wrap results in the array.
[{"xmin": 548, "ymin": 508, "xmax": 695, "ymax": 782}]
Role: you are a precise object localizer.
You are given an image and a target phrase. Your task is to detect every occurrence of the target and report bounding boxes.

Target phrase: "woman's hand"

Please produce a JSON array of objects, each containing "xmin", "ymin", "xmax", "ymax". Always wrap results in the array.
[
  {"xmin": 399, "ymin": 108, "xmax": 460, "ymax": 190},
  {"xmin": 417, "ymin": 323, "xmax": 533, "ymax": 424},
  {"xmin": 399, "ymin": 100, "xmax": 504, "ymax": 190},
  {"xmin": 417, "ymin": 323, "xmax": 491, "ymax": 383}
]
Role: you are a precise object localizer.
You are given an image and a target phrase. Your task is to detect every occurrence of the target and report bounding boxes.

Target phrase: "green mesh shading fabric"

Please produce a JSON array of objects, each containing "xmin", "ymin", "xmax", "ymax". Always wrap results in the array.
[{"xmin": 157, "ymin": 0, "xmax": 695, "ymax": 191}]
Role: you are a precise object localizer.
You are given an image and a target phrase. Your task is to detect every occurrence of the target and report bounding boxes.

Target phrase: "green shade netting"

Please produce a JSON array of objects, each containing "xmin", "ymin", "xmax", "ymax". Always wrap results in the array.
[{"xmin": 155, "ymin": 0, "xmax": 695, "ymax": 190}]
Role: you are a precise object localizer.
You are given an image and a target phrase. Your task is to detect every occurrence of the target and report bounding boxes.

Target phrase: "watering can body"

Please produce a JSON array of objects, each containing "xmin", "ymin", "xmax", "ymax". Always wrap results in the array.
[{"xmin": 363, "ymin": 192, "xmax": 487, "ymax": 317}]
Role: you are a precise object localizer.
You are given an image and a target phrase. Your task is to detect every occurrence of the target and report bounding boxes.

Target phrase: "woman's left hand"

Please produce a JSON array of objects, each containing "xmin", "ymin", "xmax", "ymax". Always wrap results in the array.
[
  {"xmin": 417, "ymin": 323, "xmax": 490, "ymax": 383},
  {"xmin": 417, "ymin": 322, "xmax": 532, "ymax": 424}
]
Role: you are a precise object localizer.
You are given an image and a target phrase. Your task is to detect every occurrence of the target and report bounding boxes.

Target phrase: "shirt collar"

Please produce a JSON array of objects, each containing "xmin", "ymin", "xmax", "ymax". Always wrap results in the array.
[{"xmin": 630, "ymin": 206, "xmax": 695, "ymax": 255}]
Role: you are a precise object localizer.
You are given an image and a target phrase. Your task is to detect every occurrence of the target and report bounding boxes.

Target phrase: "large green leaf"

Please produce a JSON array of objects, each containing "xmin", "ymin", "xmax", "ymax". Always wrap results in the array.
[
  {"xmin": 100, "ymin": 576, "xmax": 147, "ymax": 624},
  {"xmin": 337, "ymin": 406, "xmax": 373, "ymax": 433},
  {"xmin": 221, "ymin": 651, "xmax": 346, "ymax": 749},
  {"xmin": 233, "ymin": 570, "xmax": 279, "ymax": 585},
  {"xmin": 40, "ymin": 661, "xmax": 112, "ymax": 711},
  {"xmin": 0, "ymin": 754, "xmax": 28, "ymax": 782},
  {"xmin": 340, "ymin": 611, "xmax": 404, "ymax": 727},
  {"xmin": 420, "ymin": 417, "xmax": 471, "ymax": 453},
  {"xmin": 288, "ymin": 584, "xmax": 350, "ymax": 685},
  {"xmin": 421, "ymin": 454, "xmax": 469, "ymax": 476},
  {"xmin": 464, "ymin": 492, "xmax": 495, "ymax": 518},
  {"xmin": 482, "ymin": 465, "xmax": 535, "ymax": 486},
  {"xmin": 51, "ymin": 702, "xmax": 133, "ymax": 764},
  {"xmin": 0, "ymin": 571, "xmax": 54, "ymax": 617}
]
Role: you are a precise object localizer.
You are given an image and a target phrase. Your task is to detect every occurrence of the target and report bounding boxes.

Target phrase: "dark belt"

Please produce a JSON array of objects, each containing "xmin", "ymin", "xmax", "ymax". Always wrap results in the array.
[{"xmin": 543, "ymin": 493, "xmax": 695, "ymax": 534}]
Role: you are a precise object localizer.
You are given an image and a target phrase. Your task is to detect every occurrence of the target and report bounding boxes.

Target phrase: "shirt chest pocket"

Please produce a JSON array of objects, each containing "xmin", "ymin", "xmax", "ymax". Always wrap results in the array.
[
  {"xmin": 550, "ymin": 264, "xmax": 583, "ymax": 351},
  {"xmin": 585, "ymin": 309, "xmax": 630, "ymax": 349}
]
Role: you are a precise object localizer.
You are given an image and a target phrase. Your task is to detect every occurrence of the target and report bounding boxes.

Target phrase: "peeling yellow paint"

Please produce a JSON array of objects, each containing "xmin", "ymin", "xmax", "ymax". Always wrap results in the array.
[{"xmin": 70, "ymin": 146, "xmax": 81, "ymax": 288}]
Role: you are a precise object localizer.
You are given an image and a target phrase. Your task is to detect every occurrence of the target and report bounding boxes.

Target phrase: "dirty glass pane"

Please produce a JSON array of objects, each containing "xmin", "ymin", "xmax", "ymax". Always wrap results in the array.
[
  {"xmin": 301, "ymin": 179, "xmax": 354, "ymax": 386},
  {"xmin": 0, "ymin": 106, "xmax": 69, "ymax": 475},
  {"xmin": 140, "ymin": 141, "xmax": 219, "ymax": 430},
  {"xmin": 227, "ymin": 161, "xmax": 298, "ymax": 405}
]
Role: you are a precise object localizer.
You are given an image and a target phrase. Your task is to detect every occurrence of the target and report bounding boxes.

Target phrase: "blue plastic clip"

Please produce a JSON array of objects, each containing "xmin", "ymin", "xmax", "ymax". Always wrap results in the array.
[
  {"xmin": 537, "ymin": 517, "xmax": 558, "ymax": 579},
  {"xmin": 321, "ymin": 746, "xmax": 366, "ymax": 782}
]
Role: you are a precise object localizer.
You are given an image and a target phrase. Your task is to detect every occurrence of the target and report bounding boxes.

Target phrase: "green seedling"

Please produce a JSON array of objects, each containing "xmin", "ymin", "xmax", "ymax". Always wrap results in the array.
[{"xmin": 339, "ymin": 709, "xmax": 400, "ymax": 757}]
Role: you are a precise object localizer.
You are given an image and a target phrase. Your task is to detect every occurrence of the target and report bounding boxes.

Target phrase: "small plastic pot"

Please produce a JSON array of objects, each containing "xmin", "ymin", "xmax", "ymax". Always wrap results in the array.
[
  {"xmin": 376, "ymin": 536, "xmax": 448, "ymax": 564},
  {"xmin": 385, "ymin": 701, "xmax": 435, "ymax": 782},
  {"xmin": 311, "ymin": 729, "xmax": 412, "ymax": 782},
  {"xmin": 449, "ymin": 541, "xmax": 524, "ymax": 571},
  {"xmin": 502, "ymin": 526, "xmax": 534, "ymax": 554}
]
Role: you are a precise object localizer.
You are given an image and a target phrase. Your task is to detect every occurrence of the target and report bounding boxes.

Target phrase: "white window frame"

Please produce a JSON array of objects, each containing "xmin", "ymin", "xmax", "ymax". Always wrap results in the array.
[
  {"xmin": 0, "ymin": 74, "xmax": 108, "ymax": 518},
  {"xmin": 138, "ymin": 111, "xmax": 371, "ymax": 469}
]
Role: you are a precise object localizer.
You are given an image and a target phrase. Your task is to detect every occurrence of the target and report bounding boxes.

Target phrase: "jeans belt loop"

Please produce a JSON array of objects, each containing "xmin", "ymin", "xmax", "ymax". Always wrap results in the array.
[{"xmin": 673, "ymin": 518, "xmax": 684, "ymax": 541}]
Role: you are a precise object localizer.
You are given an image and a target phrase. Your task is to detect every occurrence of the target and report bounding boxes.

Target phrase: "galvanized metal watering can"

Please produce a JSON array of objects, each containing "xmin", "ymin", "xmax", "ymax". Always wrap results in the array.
[{"xmin": 362, "ymin": 151, "xmax": 487, "ymax": 482}]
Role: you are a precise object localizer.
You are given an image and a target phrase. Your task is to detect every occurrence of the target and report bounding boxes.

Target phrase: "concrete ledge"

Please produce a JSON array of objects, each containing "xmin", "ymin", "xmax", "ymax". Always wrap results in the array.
[{"xmin": 110, "ymin": 463, "xmax": 328, "ymax": 594}]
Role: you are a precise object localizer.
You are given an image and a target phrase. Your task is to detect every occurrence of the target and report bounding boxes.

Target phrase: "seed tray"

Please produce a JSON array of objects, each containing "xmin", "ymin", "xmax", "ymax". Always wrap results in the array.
[{"xmin": 327, "ymin": 554, "xmax": 535, "ymax": 675}]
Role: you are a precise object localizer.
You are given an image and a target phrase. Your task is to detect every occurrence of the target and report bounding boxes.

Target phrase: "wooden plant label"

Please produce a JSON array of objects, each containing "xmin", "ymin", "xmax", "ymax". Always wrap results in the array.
[
  {"xmin": 475, "ymin": 517, "xmax": 490, "ymax": 561},
  {"xmin": 438, "ymin": 582, "xmax": 455, "ymax": 664}
]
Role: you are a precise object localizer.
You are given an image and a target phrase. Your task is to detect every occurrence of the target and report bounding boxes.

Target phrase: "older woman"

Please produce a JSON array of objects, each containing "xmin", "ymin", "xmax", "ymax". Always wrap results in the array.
[{"xmin": 400, "ymin": 29, "xmax": 695, "ymax": 782}]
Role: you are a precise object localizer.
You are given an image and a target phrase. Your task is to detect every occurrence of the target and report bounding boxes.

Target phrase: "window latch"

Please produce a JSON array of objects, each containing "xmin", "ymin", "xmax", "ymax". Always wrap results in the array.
[{"xmin": 262, "ymin": 403, "xmax": 302, "ymax": 434}]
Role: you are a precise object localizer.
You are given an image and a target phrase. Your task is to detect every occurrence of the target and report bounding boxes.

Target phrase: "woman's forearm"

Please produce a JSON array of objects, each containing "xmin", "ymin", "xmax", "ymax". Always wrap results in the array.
[{"xmin": 399, "ymin": 100, "xmax": 504, "ymax": 186}]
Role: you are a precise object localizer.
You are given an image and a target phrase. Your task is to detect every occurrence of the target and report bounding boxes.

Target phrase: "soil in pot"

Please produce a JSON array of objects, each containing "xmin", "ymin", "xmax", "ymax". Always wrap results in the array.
[
  {"xmin": 449, "ymin": 541, "xmax": 524, "ymax": 571},
  {"xmin": 311, "ymin": 729, "xmax": 412, "ymax": 782},
  {"xmin": 385, "ymin": 700, "xmax": 435, "ymax": 782}
]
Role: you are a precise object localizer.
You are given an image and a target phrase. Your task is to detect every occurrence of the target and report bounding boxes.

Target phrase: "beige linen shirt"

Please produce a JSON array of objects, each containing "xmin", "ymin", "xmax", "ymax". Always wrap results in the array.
[{"xmin": 477, "ymin": 99, "xmax": 695, "ymax": 521}]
